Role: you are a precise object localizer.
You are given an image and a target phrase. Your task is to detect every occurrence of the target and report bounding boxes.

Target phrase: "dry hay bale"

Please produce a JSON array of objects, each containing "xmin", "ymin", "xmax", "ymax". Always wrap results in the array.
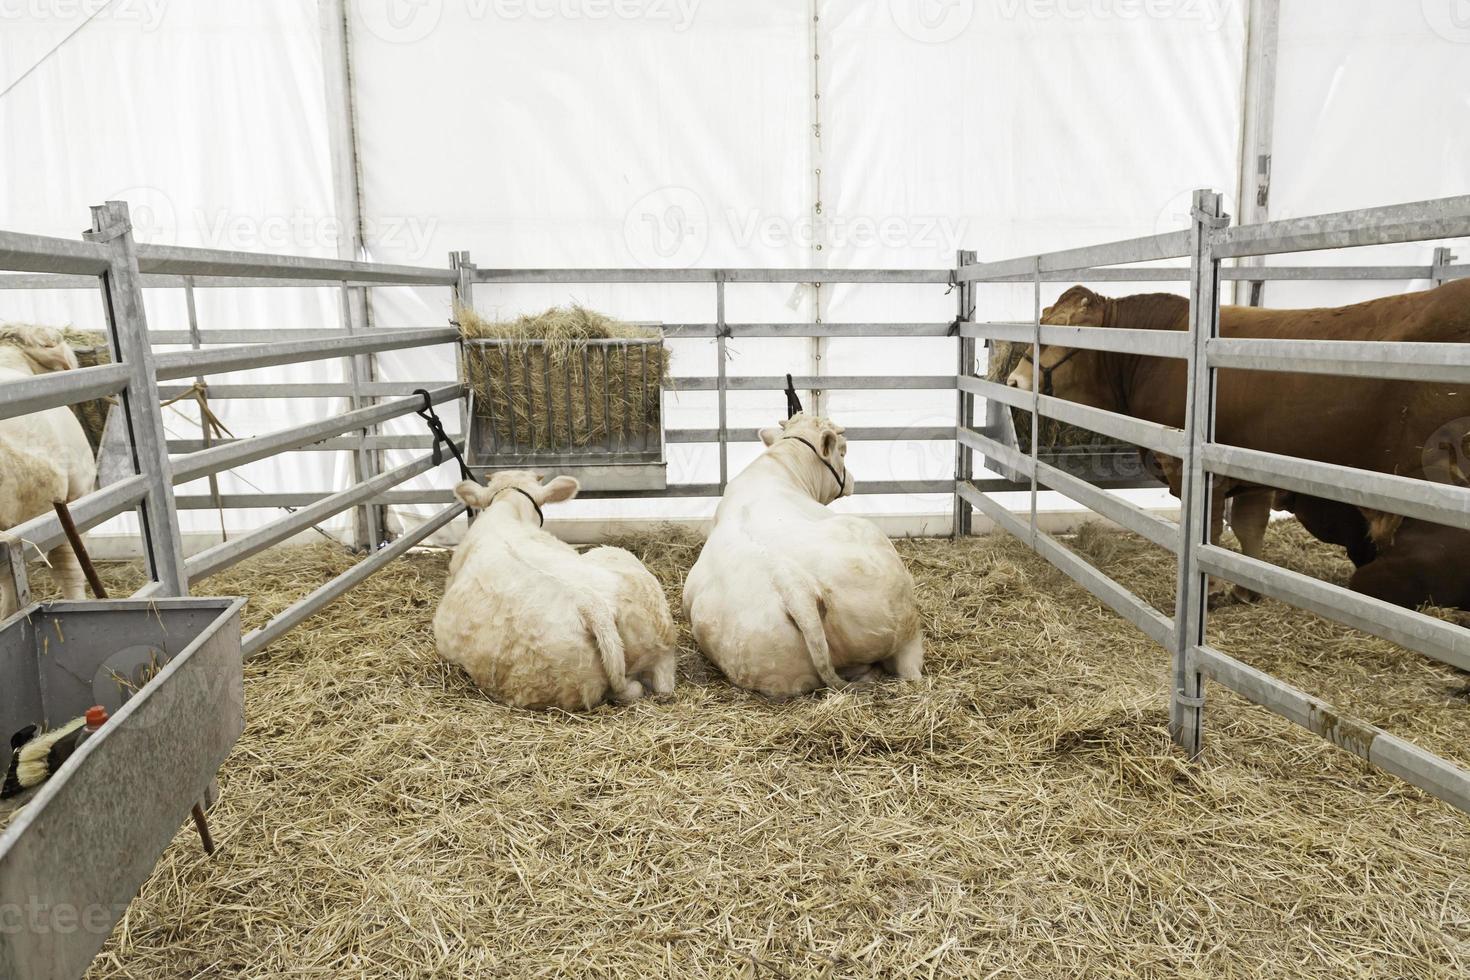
[
  {"xmin": 21, "ymin": 523, "xmax": 1461, "ymax": 978},
  {"xmin": 458, "ymin": 304, "xmax": 669, "ymax": 455},
  {"xmin": 1, "ymin": 323, "xmax": 112, "ymax": 452}
]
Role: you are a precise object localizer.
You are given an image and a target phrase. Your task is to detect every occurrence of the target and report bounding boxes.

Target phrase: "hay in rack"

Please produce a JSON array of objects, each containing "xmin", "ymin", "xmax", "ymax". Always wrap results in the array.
[
  {"xmin": 458, "ymin": 305, "xmax": 668, "ymax": 457},
  {"xmin": 986, "ymin": 338, "xmax": 1119, "ymax": 453}
]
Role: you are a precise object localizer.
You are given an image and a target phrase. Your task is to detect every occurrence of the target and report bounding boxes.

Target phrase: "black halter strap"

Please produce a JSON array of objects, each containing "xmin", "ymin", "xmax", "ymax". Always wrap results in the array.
[
  {"xmin": 1020, "ymin": 347, "xmax": 1083, "ymax": 397},
  {"xmin": 784, "ymin": 373, "xmax": 803, "ymax": 419},
  {"xmin": 489, "ymin": 486, "xmax": 544, "ymax": 527},
  {"xmin": 784, "ymin": 436, "xmax": 846, "ymax": 497},
  {"xmin": 413, "ymin": 388, "xmax": 472, "ymax": 480}
]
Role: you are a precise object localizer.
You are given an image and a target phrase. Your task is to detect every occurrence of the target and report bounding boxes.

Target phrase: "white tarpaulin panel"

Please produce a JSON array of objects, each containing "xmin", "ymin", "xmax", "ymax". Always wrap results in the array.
[{"xmin": 0, "ymin": 0, "xmax": 1465, "ymax": 544}]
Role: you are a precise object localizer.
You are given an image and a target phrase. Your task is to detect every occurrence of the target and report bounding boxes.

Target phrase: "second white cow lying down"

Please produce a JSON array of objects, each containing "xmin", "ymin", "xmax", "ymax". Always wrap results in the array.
[
  {"xmin": 434, "ymin": 471, "xmax": 677, "ymax": 711},
  {"xmin": 1, "ymin": 325, "xmax": 97, "ymax": 619},
  {"xmin": 683, "ymin": 413, "xmax": 923, "ymax": 698}
]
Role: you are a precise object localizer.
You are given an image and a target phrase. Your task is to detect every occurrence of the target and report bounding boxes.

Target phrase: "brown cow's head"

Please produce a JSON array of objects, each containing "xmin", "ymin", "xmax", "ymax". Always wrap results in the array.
[{"xmin": 1005, "ymin": 286, "xmax": 1118, "ymax": 409}]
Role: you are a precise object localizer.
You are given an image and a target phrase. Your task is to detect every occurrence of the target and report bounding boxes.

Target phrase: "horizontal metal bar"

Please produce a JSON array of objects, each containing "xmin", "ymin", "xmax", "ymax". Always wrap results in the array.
[
  {"xmin": 1195, "ymin": 544, "xmax": 1470, "ymax": 672},
  {"xmin": 4, "ymin": 476, "xmax": 149, "ymax": 555},
  {"xmin": 957, "ymin": 481, "xmax": 1174, "ymax": 647},
  {"xmin": 659, "ymin": 322, "xmax": 957, "ymax": 339},
  {"xmin": 149, "ymin": 329, "xmax": 352, "ymax": 345},
  {"xmin": 1207, "ymin": 337, "xmax": 1470, "ymax": 383},
  {"xmin": 674, "ymin": 375, "xmax": 955, "ymax": 391},
  {"xmin": 170, "ymin": 384, "xmax": 460, "ymax": 484},
  {"xmin": 1202, "ymin": 443, "xmax": 1470, "ymax": 532},
  {"xmin": 186, "ymin": 451, "xmax": 444, "ymax": 581},
  {"xmin": 173, "ymin": 479, "xmax": 959, "ymax": 510},
  {"xmin": 242, "ymin": 501, "xmax": 466, "ymax": 658},
  {"xmin": 667, "ymin": 425, "xmax": 954, "ymax": 443},
  {"xmin": 1213, "ymin": 196, "xmax": 1470, "ymax": 259},
  {"xmin": 154, "ymin": 327, "xmax": 459, "ymax": 381},
  {"xmin": 965, "ymin": 265, "xmax": 1466, "ymax": 285},
  {"xmin": 961, "ymin": 322, "xmax": 1191, "ymax": 358},
  {"xmin": 0, "ymin": 362, "xmax": 129, "ymax": 420},
  {"xmin": 959, "ymin": 231, "xmax": 1192, "ymax": 282},
  {"xmin": 4, "ymin": 264, "xmax": 1458, "ymax": 290},
  {"xmin": 960, "ymin": 375, "xmax": 1187, "ymax": 456},
  {"xmin": 958, "ymin": 427, "xmax": 1177, "ymax": 552},
  {"xmin": 156, "ymin": 381, "xmax": 437, "ymax": 400},
  {"xmin": 135, "ymin": 242, "xmax": 457, "ymax": 285},
  {"xmin": 0, "ymin": 230, "xmax": 111, "ymax": 275},
  {"xmin": 1191, "ymin": 643, "xmax": 1470, "ymax": 814},
  {"xmin": 167, "ymin": 433, "xmax": 434, "ymax": 453},
  {"xmin": 0, "ymin": 273, "xmax": 402, "ymax": 290},
  {"xmin": 474, "ymin": 268, "xmax": 951, "ymax": 284},
  {"xmin": 465, "ymin": 336, "xmax": 662, "ymax": 348}
]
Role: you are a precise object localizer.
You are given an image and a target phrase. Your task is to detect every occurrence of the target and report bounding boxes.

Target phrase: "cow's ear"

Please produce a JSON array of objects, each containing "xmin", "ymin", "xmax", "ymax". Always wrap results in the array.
[
  {"xmin": 540, "ymin": 476, "xmax": 580, "ymax": 504},
  {"xmin": 820, "ymin": 430, "xmax": 837, "ymax": 457},
  {"xmin": 453, "ymin": 480, "xmax": 490, "ymax": 509},
  {"xmin": 759, "ymin": 427, "xmax": 782, "ymax": 446}
]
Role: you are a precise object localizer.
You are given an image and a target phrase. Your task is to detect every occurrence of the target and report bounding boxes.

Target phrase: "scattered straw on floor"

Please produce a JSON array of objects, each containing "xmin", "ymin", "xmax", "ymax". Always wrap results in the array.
[{"xmin": 25, "ymin": 521, "xmax": 1464, "ymax": 977}]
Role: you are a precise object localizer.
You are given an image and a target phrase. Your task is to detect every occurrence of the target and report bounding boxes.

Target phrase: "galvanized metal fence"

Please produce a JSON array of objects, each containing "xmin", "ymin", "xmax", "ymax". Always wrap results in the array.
[
  {"xmin": 955, "ymin": 189, "xmax": 1470, "ymax": 814},
  {"xmin": 0, "ymin": 202, "xmax": 468, "ymax": 658},
  {"xmin": 4, "ymin": 196, "xmax": 1469, "ymax": 814}
]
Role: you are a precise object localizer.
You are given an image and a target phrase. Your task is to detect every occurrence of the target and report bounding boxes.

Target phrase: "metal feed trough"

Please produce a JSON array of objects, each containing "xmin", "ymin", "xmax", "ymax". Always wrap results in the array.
[
  {"xmin": 0, "ymin": 597, "xmax": 244, "ymax": 980},
  {"xmin": 464, "ymin": 335, "xmax": 667, "ymax": 491}
]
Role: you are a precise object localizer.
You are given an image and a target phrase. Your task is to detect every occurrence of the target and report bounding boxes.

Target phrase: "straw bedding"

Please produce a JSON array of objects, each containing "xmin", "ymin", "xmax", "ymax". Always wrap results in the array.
[
  {"xmin": 458, "ymin": 305, "xmax": 667, "ymax": 454},
  {"xmin": 20, "ymin": 520, "xmax": 1465, "ymax": 977}
]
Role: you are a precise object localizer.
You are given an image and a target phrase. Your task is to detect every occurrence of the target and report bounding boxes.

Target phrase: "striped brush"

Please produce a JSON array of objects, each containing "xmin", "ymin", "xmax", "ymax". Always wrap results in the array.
[{"xmin": 2, "ymin": 717, "xmax": 87, "ymax": 800}]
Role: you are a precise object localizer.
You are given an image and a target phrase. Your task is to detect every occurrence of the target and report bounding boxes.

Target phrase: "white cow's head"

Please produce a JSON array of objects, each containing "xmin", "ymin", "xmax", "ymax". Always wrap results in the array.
[
  {"xmin": 454, "ymin": 470, "xmax": 580, "ymax": 524},
  {"xmin": 759, "ymin": 412, "xmax": 852, "ymax": 503},
  {"xmin": 0, "ymin": 324, "xmax": 80, "ymax": 373}
]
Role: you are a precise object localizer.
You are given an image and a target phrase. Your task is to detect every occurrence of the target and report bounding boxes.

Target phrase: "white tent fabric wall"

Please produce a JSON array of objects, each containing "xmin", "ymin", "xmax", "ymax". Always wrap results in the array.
[
  {"xmin": 1260, "ymin": 1, "xmax": 1470, "ymax": 309},
  {"xmin": 1, "ymin": 0, "xmax": 1466, "ymax": 550},
  {"xmin": 0, "ymin": 3, "xmax": 357, "ymax": 547}
]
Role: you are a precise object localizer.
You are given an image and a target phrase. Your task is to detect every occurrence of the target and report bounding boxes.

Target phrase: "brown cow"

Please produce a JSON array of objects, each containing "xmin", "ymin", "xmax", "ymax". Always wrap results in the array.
[{"xmin": 1008, "ymin": 281, "xmax": 1470, "ymax": 611}]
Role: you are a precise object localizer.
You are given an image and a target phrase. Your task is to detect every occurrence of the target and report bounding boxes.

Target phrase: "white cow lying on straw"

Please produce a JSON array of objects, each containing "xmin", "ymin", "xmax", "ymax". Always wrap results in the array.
[
  {"xmin": 683, "ymin": 413, "xmax": 923, "ymax": 697},
  {"xmin": 434, "ymin": 471, "xmax": 677, "ymax": 710},
  {"xmin": 0, "ymin": 325, "xmax": 96, "ymax": 619}
]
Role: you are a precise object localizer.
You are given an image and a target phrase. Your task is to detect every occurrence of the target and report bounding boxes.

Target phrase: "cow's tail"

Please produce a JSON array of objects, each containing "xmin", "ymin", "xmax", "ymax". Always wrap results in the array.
[
  {"xmin": 576, "ymin": 592, "xmax": 643, "ymax": 703},
  {"xmin": 768, "ymin": 559, "xmax": 847, "ymax": 691}
]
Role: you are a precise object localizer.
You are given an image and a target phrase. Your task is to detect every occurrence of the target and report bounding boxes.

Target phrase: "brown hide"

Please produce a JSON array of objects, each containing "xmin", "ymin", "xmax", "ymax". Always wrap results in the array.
[
  {"xmin": 1035, "ymin": 279, "xmax": 1470, "ymax": 483},
  {"xmin": 1034, "ymin": 282, "xmax": 1470, "ymax": 611}
]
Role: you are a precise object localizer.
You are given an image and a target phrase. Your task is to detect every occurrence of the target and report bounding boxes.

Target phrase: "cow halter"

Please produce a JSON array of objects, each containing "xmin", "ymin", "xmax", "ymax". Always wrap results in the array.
[
  {"xmin": 784, "ymin": 435, "xmax": 847, "ymax": 497},
  {"xmin": 1020, "ymin": 347, "xmax": 1082, "ymax": 397},
  {"xmin": 489, "ymin": 486, "xmax": 544, "ymax": 527}
]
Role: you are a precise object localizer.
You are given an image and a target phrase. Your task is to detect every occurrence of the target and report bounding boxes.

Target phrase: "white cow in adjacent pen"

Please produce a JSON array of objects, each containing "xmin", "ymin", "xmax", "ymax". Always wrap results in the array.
[
  {"xmin": 682, "ymin": 412, "xmax": 924, "ymax": 697},
  {"xmin": 434, "ymin": 470, "xmax": 677, "ymax": 711},
  {"xmin": 0, "ymin": 325, "xmax": 96, "ymax": 619}
]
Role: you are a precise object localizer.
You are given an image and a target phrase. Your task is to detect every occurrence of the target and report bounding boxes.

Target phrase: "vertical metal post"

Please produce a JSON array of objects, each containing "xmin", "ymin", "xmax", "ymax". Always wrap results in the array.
[
  {"xmin": 451, "ymin": 251, "xmax": 475, "ymax": 461},
  {"xmin": 1431, "ymin": 246, "xmax": 1455, "ymax": 286},
  {"xmin": 85, "ymin": 201, "xmax": 187, "ymax": 596},
  {"xmin": 716, "ymin": 273, "xmax": 729, "ymax": 492},
  {"xmin": 952, "ymin": 249, "xmax": 976, "ymax": 540},
  {"xmin": 1233, "ymin": 0, "xmax": 1279, "ymax": 306},
  {"xmin": 1171, "ymin": 188, "xmax": 1226, "ymax": 756},
  {"xmin": 1028, "ymin": 259, "xmax": 1041, "ymax": 545},
  {"xmin": 340, "ymin": 281, "xmax": 384, "ymax": 548},
  {"xmin": 4, "ymin": 539, "xmax": 31, "ymax": 611},
  {"xmin": 182, "ymin": 277, "xmax": 228, "ymax": 545}
]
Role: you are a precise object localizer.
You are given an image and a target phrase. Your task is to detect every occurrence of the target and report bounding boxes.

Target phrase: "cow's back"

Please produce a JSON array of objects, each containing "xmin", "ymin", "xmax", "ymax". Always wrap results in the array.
[{"xmin": 434, "ymin": 542, "xmax": 611, "ymax": 710}]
